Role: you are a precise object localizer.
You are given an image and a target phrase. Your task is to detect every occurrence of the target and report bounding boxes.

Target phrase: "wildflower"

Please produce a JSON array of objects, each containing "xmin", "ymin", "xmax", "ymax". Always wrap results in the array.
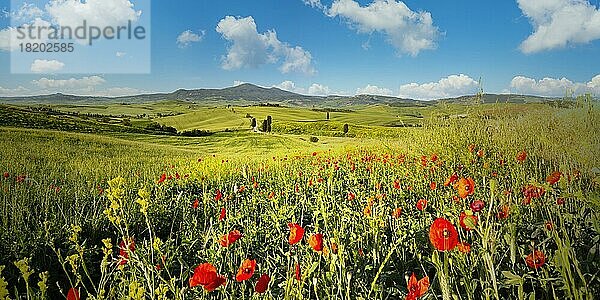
[
  {"xmin": 67, "ymin": 287, "xmax": 80, "ymax": 300},
  {"xmin": 496, "ymin": 205, "xmax": 510, "ymax": 220},
  {"xmin": 525, "ymin": 250, "xmax": 546, "ymax": 269},
  {"xmin": 516, "ymin": 150, "xmax": 527, "ymax": 162},
  {"xmin": 219, "ymin": 230, "xmax": 242, "ymax": 247},
  {"xmin": 546, "ymin": 171, "xmax": 562, "ymax": 185},
  {"xmin": 477, "ymin": 149, "xmax": 485, "ymax": 158},
  {"xmin": 416, "ymin": 199, "xmax": 427, "ymax": 211},
  {"xmin": 429, "ymin": 218, "xmax": 459, "ymax": 251},
  {"xmin": 16, "ymin": 175, "xmax": 26, "ymax": 183},
  {"xmin": 556, "ymin": 198, "xmax": 565, "ymax": 205},
  {"xmin": 157, "ymin": 174, "xmax": 166, "ymax": 184},
  {"xmin": 405, "ymin": 272, "xmax": 429, "ymax": 300},
  {"xmin": 118, "ymin": 238, "xmax": 135, "ymax": 265},
  {"xmin": 215, "ymin": 189, "xmax": 223, "ymax": 201},
  {"xmin": 394, "ymin": 179, "xmax": 401, "ymax": 190},
  {"xmin": 219, "ymin": 208, "xmax": 226, "ymax": 221},
  {"xmin": 347, "ymin": 192, "xmax": 356, "ymax": 201},
  {"xmin": 363, "ymin": 205, "xmax": 372, "ymax": 216},
  {"xmin": 192, "ymin": 199, "xmax": 199, "ymax": 209},
  {"xmin": 294, "ymin": 263, "xmax": 301, "ymax": 281},
  {"xmin": 288, "ymin": 223, "xmax": 304, "ymax": 245},
  {"xmin": 523, "ymin": 185, "xmax": 545, "ymax": 200},
  {"xmin": 430, "ymin": 182, "xmax": 437, "ymax": 190},
  {"xmin": 457, "ymin": 242, "xmax": 471, "ymax": 254},
  {"xmin": 430, "ymin": 153, "xmax": 438, "ymax": 162},
  {"xmin": 330, "ymin": 242, "xmax": 339, "ymax": 254},
  {"xmin": 235, "ymin": 259, "xmax": 256, "ymax": 282},
  {"xmin": 470, "ymin": 200, "xmax": 485, "ymax": 213},
  {"xmin": 189, "ymin": 263, "xmax": 227, "ymax": 291},
  {"xmin": 444, "ymin": 173, "xmax": 458, "ymax": 187},
  {"xmin": 468, "ymin": 144, "xmax": 476, "ymax": 153},
  {"xmin": 2, "ymin": 172, "xmax": 8, "ymax": 179},
  {"xmin": 309, "ymin": 234, "xmax": 324, "ymax": 252},
  {"xmin": 545, "ymin": 221, "xmax": 553, "ymax": 230},
  {"xmin": 255, "ymin": 274, "xmax": 270, "ymax": 293},
  {"xmin": 459, "ymin": 211, "xmax": 478, "ymax": 231},
  {"xmin": 456, "ymin": 177, "xmax": 475, "ymax": 199},
  {"xmin": 392, "ymin": 208, "xmax": 402, "ymax": 219}
]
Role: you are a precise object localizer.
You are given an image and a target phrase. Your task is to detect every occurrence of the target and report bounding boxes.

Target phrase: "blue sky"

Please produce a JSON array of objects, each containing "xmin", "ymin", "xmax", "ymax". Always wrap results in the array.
[{"xmin": 1, "ymin": 0, "xmax": 599, "ymax": 99}]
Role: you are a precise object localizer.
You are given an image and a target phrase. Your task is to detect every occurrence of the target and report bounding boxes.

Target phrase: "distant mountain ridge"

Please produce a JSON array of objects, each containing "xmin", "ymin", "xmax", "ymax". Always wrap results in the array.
[{"xmin": 0, "ymin": 83, "xmax": 564, "ymax": 107}]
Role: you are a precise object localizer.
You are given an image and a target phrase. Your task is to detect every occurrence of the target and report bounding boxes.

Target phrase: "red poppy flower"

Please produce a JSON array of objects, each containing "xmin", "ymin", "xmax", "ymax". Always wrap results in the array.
[
  {"xmin": 516, "ymin": 150, "xmax": 527, "ymax": 162},
  {"xmin": 330, "ymin": 242, "xmax": 339, "ymax": 254},
  {"xmin": 429, "ymin": 218, "xmax": 459, "ymax": 251},
  {"xmin": 219, "ymin": 207, "xmax": 226, "ymax": 221},
  {"xmin": 429, "ymin": 182, "xmax": 437, "ymax": 190},
  {"xmin": 309, "ymin": 234, "xmax": 324, "ymax": 252},
  {"xmin": 219, "ymin": 230, "xmax": 242, "ymax": 247},
  {"xmin": 457, "ymin": 242, "xmax": 471, "ymax": 254},
  {"xmin": 392, "ymin": 208, "xmax": 402, "ymax": 219},
  {"xmin": 2, "ymin": 172, "xmax": 8, "ymax": 179},
  {"xmin": 525, "ymin": 250, "xmax": 546, "ymax": 269},
  {"xmin": 556, "ymin": 198, "xmax": 565, "ymax": 205},
  {"xmin": 255, "ymin": 273, "xmax": 270, "ymax": 294},
  {"xmin": 288, "ymin": 223, "xmax": 304, "ymax": 245},
  {"xmin": 235, "ymin": 259, "xmax": 256, "ymax": 282},
  {"xmin": 496, "ymin": 205, "xmax": 510, "ymax": 220},
  {"xmin": 459, "ymin": 212, "xmax": 478, "ymax": 231},
  {"xmin": 157, "ymin": 173, "xmax": 166, "ymax": 184},
  {"xmin": 215, "ymin": 189, "xmax": 223, "ymax": 201},
  {"xmin": 118, "ymin": 238, "xmax": 135, "ymax": 265},
  {"xmin": 405, "ymin": 272, "xmax": 429, "ymax": 300},
  {"xmin": 477, "ymin": 149, "xmax": 485, "ymax": 158},
  {"xmin": 394, "ymin": 179, "xmax": 401, "ymax": 190},
  {"xmin": 456, "ymin": 177, "xmax": 475, "ymax": 199},
  {"xmin": 67, "ymin": 288, "xmax": 80, "ymax": 300},
  {"xmin": 430, "ymin": 153, "xmax": 438, "ymax": 162},
  {"xmin": 416, "ymin": 199, "xmax": 427, "ymax": 211},
  {"xmin": 545, "ymin": 221, "xmax": 553, "ymax": 230},
  {"xmin": 470, "ymin": 200, "xmax": 485, "ymax": 212},
  {"xmin": 468, "ymin": 144, "xmax": 476, "ymax": 153},
  {"xmin": 268, "ymin": 191, "xmax": 275, "ymax": 199},
  {"xmin": 522, "ymin": 185, "xmax": 545, "ymax": 199},
  {"xmin": 546, "ymin": 171, "xmax": 562, "ymax": 185},
  {"xmin": 192, "ymin": 199, "xmax": 199, "ymax": 209},
  {"xmin": 347, "ymin": 192, "xmax": 356, "ymax": 201},
  {"xmin": 294, "ymin": 263, "xmax": 301, "ymax": 281},
  {"xmin": 444, "ymin": 173, "xmax": 458, "ymax": 187},
  {"xmin": 189, "ymin": 263, "xmax": 227, "ymax": 291}
]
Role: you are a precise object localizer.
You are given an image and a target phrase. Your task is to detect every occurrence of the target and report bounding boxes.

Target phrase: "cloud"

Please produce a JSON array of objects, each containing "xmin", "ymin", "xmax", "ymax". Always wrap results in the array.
[
  {"xmin": 517, "ymin": 0, "xmax": 600, "ymax": 53},
  {"xmin": 0, "ymin": 86, "xmax": 30, "ymax": 97},
  {"xmin": 177, "ymin": 30, "xmax": 205, "ymax": 48},
  {"xmin": 30, "ymin": 59, "xmax": 65, "ymax": 73},
  {"xmin": 216, "ymin": 16, "xmax": 315, "ymax": 74},
  {"xmin": 116, "ymin": 51, "xmax": 127, "ymax": 57},
  {"xmin": 273, "ymin": 80, "xmax": 331, "ymax": 95},
  {"xmin": 398, "ymin": 74, "xmax": 479, "ymax": 100},
  {"xmin": 356, "ymin": 84, "xmax": 393, "ymax": 96},
  {"xmin": 302, "ymin": 0, "xmax": 325, "ymax": 10},
  {"xmin": 0, "ymin": 18, "xmax": 53, "ymax": 51},
  {"xmin": 9, "ymin": 2, "xmax": 45, "ymax": 23},
  {"xmin": 33, "ymin": 76, "xmax": 106, "ymax": 90},
  {"xmin": 233, "ymin": 80, "xmax": 247, "ymax": 86},
  {"xmin": 45, "ymin": 0, "xmax": 141, "ymax": 29},
  {"xmin": 326, "ymin": 0, "xmax": 439, "ymax": 56},
  {"xmin": 509, "ymin": 75, "xmax": 600, "ymax": 96}
]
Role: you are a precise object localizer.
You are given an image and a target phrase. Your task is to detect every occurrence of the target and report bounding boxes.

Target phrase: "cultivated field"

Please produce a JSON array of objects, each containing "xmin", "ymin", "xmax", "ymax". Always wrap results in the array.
[{"xmin": 0, "ymin": 98, "xmax": 599, "ymax": 299}]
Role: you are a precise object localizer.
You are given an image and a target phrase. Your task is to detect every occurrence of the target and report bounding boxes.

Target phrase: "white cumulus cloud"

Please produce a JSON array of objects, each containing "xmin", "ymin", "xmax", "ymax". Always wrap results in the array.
[
  {"xmin": 45, "ymin": 0, "xmax": 141, "ymax": 29},
  {"xmin": 356, "ymin": 84, "xmax": 393, "ymax": 96},
  {"xmin": 33, "ymin": 75, "xmax": 106, "ymax": 90},
  {"xmin": 177, "ymin": 30, "xmax": 204, "ymax": 48},
  {"xmin": 509, "ymin": 75, "xmax": 600, "ymax": 96},
  {"xmin": 30, "ymin": 59, "xmax": 65, "ymax": 73},
  {"xmin": 398, "ymin": 74, "xmax": 479, "ymax": 100},
  {"xmin": 327, "ymin": 0, "xmax": 439, "ymax": 56},
  {"xmin": 273, "ymin": 80, "xmax": 331, "ymax": 95},
  {"xmin": 518, "ymin": 0, "xmax": 600, "ymax": 53},
  {"xmin": 216, "ymin": 16, "xmax": 315, "ymax": 74}
]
